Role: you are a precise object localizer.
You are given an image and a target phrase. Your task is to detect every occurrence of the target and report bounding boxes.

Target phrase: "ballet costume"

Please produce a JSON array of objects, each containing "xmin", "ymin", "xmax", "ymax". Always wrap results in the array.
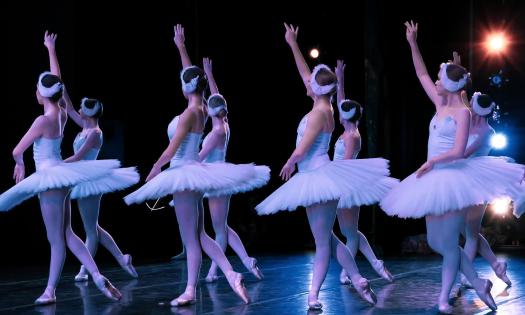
[
  {"xmin": 0, "ymin": 136, "xmax": 121, "ymax": 212},
  {"xmin": 256, "ymin": 115, "xmax": 394, "ymax": 215},
  {"xmin": 70, "ymin": 130, "xmax": 140, "ymax": 281},
  {"xmin": 333, "ymin": 136, "xmax": 398, "ymax": 283},
  {"xmin": 124, "ymin": 115, "xmax": 270, "ymax": 204},
  {"xmin": 381, "ymin": 115, "xmax": 523, "ymax": 218}
]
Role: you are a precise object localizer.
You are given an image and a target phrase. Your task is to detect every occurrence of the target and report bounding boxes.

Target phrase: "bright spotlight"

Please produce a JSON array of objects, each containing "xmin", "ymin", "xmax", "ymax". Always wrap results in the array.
[
  {"xmin": 491, "ymin": 197, "xmax": 511, "ymax": 216},
  {"xmin": 486, "ymin": 32, "xmax": 508, "ymax": 54},
  {"xmin": 490, "ymin": 133, "xmax": 507, "ymax": 149},
  {"xmin": 309, "ymin": 48, "xmax": 319, "ymax": 59}
]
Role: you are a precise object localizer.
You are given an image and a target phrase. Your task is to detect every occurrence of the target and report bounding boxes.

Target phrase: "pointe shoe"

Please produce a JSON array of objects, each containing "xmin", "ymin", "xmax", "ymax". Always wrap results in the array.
[
  {"xmin": 307, "ymin": 296, "xmax": 323, "ymax": 310},
  {"xmin": 93, "ymin": 273, "xmax": 122, "ymax": 301},
  {"xmin": 493, "ymin": 261, "xmax": 512, "ymax": 286},
  {"xmin": 34, "ymin": 290, "xmax": 56, "ymax": 306},
  {"xmin": 460, "ymin": 274, "xmax": 473, "ymax": 288},
  {"xmin": 438, "ymin": 302, "xmax": 454, "ymax": 314},
  {"xmin": 339, "ymin": 270, "xmax": 352, "ymax": 285},
  {"xmin": 74, "ymin": 265, "xmax": 89, "ymax": 282},
  {"xmin": 242, "ymin": 257, "xmax": 264, "ymax": 280},
  {"xmin": 372, "ymin": 260, "xmax": 394, "ymax": 282},
  {"xmin": 205, "ymin": 274, "xmax": 219, "ymax": 283},
  {"xmin": 120, "ymin": 254, "xmax": 139, "ymax": 278},
  {"xmin": 226, "ymin": 271, "xmax": 250, "ymax": 304},
  {"xmin": 352, "ymin": 277, "xmax": 377, "ymax": 305},
  {"xmin": 170, "ymin": 292, "xmax": 196, "ymax": 307},
  {"xmin": 474, "ymin": 279, "xmax": 497, "ymax": 311}
]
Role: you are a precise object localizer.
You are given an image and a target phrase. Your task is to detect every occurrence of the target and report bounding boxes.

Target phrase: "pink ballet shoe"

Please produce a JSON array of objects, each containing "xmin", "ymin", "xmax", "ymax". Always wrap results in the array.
[
  {"xmin": 205, "ymin": 274, "xmax": 219, "ymax": 283},
  {"xmin": 74, "ymin": 265, "xmax": 89, "ymax": 282},
  {"xmin": 226, "ymin": 271, "xmax": 250, "ymax": 304},
  {"xmin": 170, "ymin": 292, "xmax": 196, "ymax": 307},
  {"xmin": 339, "ymin": 270, "xmax": 351, "ymax": 285},
  {"xmin": 372, "ymin": 260, "xmax": 394, "ymax": 282},
  {"xmin": 474, "ymin": 279, "xmax": 497, "ymax": 311},
  {"xmin": 120, "ymin": 254, "xmax": 138, "ymax": 278},
  {"xmin": 438, "ymin": 302, "xmax": 454, "ymax": 314},
  {"xmin": 242, "ymin": 257, "xmax": 264, "ymax": 280},
  {"xmin": 34, "ymin": 289, "xmax": 56, "ymax": 306},
  {"xmin": 351, "ymin": 276, "xmax": 377, "ymax": 305},
  {"xmin": 493, "ymin": 261, "xmax": 512, "ymax": 286},
  {"xmin": 307, "ymin": 296, "xmax": 323, "ymax": 310},
  {"xmin": 93, "ymin": 273, "xmax": 122, "ymax": 301}
]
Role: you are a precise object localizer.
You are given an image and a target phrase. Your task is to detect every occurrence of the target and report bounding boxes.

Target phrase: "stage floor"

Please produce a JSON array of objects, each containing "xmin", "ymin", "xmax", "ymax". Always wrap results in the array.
[{"xmin": 0, "ymin": 252, "xmax": 523, "ymax": 314}]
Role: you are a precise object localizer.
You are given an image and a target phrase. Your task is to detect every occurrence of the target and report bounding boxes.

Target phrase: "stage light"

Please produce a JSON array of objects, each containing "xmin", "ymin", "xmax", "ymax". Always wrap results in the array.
[
  {"xmin": 485, "ymin": 32, "xmax": 508, "ymax": 54},
  {"xmin": 309, "ymin": 48, "xmax": 319, "ymax": 59},
  {"xmin": 490, "ymin": 133, "xmax": 507, "ymax": 149},
  {"xmin": 491, "ymin": 197, "xmax": 511, "ymax": 216}
]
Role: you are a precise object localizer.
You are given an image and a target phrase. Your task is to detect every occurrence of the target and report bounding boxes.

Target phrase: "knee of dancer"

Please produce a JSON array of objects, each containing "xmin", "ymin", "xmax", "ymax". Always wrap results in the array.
[
  {"xmin": 85, "ymin": 227, "xmax": 100, "ymax": 240},
  {"xmin": 426, "ymin": 234, "xmax": 443, "ymax": 253}
]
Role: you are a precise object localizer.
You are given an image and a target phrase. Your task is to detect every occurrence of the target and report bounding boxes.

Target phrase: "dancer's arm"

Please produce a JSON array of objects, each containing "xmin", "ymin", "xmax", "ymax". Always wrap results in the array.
[
  {"xmin": 64, "ymin": 130, "xmax": 102, "ymax": 162},
  {"xmin": 464, "ymin": 128, "xmax": 493, "ymax": 158},
  {"xmin": 44, "ymin": 31, "xmax": 61, "ymax": 78},
  {"xmin": 60, "ymin": 87, "xmax": 83, "ymax": 127},
  {"xmin": 280, "ymin": 111, "xmax": 324, "ymax": 180},
  {"xmin": 284, "ymin": 23, "xmax": 312, "ymax": 92},
  {"xmin": 404, "ymin": 21, "xmax": 440, "ymax": 109},
  {"xmin": 335, "ymin": 60, "xmax": 346, "ymax": 105},
  {"xmin": 416, "ymin": 108, "xmax": 470, "ymax": 177},
  {"xmin": 203, "ymin": 57, "xmax": 219, "ymax": 94},
  {"xmin": 198, "ymin": 130, "xmax": 225, "ymax": 162},
  {"xmin": 145, "ymin": 111, "xmax": 195, "ymax": 181},
  {"xmin": 12, "ymin": 117, "xmax": 48, "ymax": 183},
  {"xmin": 174, "ymin": 24, "xmax": 192, "ymax": 68}
]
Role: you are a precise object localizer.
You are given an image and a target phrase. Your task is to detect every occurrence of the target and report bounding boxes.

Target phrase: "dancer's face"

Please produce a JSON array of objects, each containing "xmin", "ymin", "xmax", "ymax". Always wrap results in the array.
[{"xmin": 435, "ymin": 74, "xmax": 449, "ymax": 96}]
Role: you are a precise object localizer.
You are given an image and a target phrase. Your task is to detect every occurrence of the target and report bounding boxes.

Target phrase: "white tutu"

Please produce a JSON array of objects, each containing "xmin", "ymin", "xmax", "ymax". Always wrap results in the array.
[
  {"xmin": 380, "ymin": 156, "xmax": 524, "ymax": 219},
  {"xmin": 204, "ymin": 165, "xmax": 270, "ymax": 198},
  {"xmin": 124, "ymin": 162, "xmax": 264, "ymax": 205},
  {"xmin": 71, "ymin": 167, "xmax": 140, "ymax": 199},
  {"xmin": 0, "ymin": 159, "xmax": 121, "ymax": 212},
  {"xmin": 256, "ymin": 158, "xmax": 392, "ymax": 215},
  {"xmin": 337, "ymin": 177, "xmax": 399, "ymax": 209}
]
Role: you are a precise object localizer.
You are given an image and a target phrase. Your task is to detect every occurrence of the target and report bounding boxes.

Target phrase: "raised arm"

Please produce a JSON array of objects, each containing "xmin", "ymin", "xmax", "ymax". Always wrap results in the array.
[
  {"xmin": 44, "ymin": 31, "xmax": 61, "ymax": 78},
  {"xmin": 12, "ymin": 117, "xmax": 48, "ymax": 183},
  {"xmin": 416, "ymin": 108, "xmax": 470, "ymax": 177},
  {"xmin": 64, "ymin": 130, "xmax": 102, "ymax": 162},
  {"xmin": 280, "ymin": 110, "xmax": 325, "ymax": 180},
  {"xmin": 174, "ymin": 24, "xmax": 192, "ymax": 68},
  {"xmin": 284, "ymin": 23, "xmax": 311, "ymax": 90},
  {"xmin": 404, "ymin": 21, "xmax": 440, "ymax": 108},
  {"xmin": 335, "ymin": 60, "xmax": 346, "ymax": 105},
  {"xmin": 60, "ymin": 86, "xmax": 82, "ymax": 127},
  {"xmin": 203, "ymin": 57, "xmax": 219, "ymax": 94},
  {"xmin": 145, "ymin": 111, "xmax": 194, "ymax": 181}
]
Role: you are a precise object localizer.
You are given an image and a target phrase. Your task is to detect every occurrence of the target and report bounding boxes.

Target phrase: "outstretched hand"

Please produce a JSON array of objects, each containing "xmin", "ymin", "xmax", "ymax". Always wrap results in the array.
[
  {"xmin": 203, "ymin": 57, "xmax": 212, "ymax": 75},
  {"xmin": 404, "ymin": 20, "xmax": 418, "ymax": 44},
  {"xmin": 13, "ymin": 164, "xmax": 25, "ymax": 184},
  {"xmin": 284, "ymin": 23, "xmax": 299, "ymax": 45},
  {"xmin": 335, "ymin": 60, "xmax": 346, "ymax": 79},
  {"xmin": 173, "ymin": 24, "xmax": 185, "ymax": 48},
  {"xmin": 44, "ymin": 30, "xmax": 57, "ymax": 50},
  {"xmin": 279, "ymin": 161, "xmax": 295, "ymax": 181}
]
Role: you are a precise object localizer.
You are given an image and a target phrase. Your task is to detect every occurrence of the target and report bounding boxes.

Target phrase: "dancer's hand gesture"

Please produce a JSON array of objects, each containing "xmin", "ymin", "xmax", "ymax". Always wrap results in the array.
[
  {"xmin": 284, "ymin": 23, "xmax": 299, "ymax": 46},
  {"xmin": 13, "ymin": 164, "xmax": 25, "ymax": 184},
  {"xmin": 335, "ymin": 60, "xmax": 346, "ymax": 80},
  {"xmin": 415, "ymin": 160, "xmax": 433, "ymax": 178},
  {"xmin": 44, "ymin": 31, "xmax": 57, "ymax": 50},
  {"xmin": 203, "ymin": 57, "xmax": 212, "ymax": 75},
  {"xmin": 404, "ymin": 20, "xmax": 418, "ymax": 45},
  {"xmin": 174, "ymin": 24, "xmax": 185, "ymax": 48},
  {"xmin": 280, "ymin": 161, "xmax": 295, "ymax": 181}
]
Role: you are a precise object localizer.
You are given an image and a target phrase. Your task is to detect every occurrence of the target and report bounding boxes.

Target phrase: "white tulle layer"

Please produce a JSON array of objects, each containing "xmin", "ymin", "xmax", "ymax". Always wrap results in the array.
[
  {"xmin": 124, "ymin": 162, "xmax": 265, "ymax": 205},
  {"xmin": 380, "ymin": 156, "xmax": 524, "ymax": 219},
  {"xmin": 71, "ymin": 167, "xmax": 140, "ymax": 199},
  {"xmin": 256, "ymin": 158, "xmax": 393, "ymax": 215},
  {"xmin": 0, "ymin": 159, "xmax": 120, "ymax": 212},
  {"xmin": 337, "ymin": 177, "xmax": 399, "ymax": 209}
]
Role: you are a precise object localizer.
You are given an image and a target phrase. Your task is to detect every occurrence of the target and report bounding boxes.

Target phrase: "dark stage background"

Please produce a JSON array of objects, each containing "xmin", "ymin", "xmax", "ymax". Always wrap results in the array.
[{"xmin": 2, "ymin": 0, "xmax": 525, "ymax": 268}]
